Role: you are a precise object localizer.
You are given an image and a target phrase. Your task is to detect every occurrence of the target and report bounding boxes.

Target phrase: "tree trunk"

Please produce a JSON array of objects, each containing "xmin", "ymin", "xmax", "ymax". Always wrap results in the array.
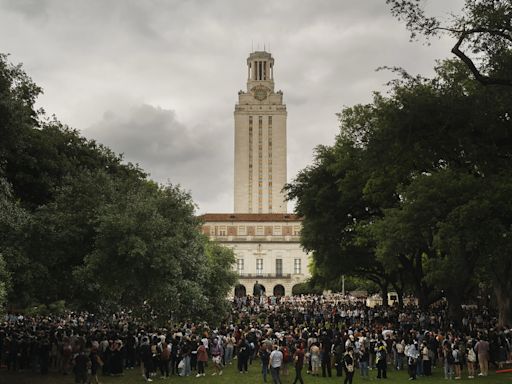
[
  {"xmin": 396, "ymin": 288, "xmax": 404, "ymax": 308},
  {"xmin": 380, "ymin": 282, "xmax": 389, "ymax": 307},
  {"xmin": 417, "ymin": 286, "xmax": 429, "ymax": 310},
  {"xmin": 446, "ymin": 291, "xmax": 463, "ymax": 328},
  {"xmin": 494, "ymin": 283, "xmax": 512, "ymax": 328},
  {"xmin": 391, "ymin": 282, "xmax": 404, "ymax": 308}
]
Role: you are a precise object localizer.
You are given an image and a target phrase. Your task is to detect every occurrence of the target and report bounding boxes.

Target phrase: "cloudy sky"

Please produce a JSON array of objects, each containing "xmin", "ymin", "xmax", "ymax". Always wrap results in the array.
[{"xmin": 0, "ymin": 0, "xmax": 464, "ymax": 213}]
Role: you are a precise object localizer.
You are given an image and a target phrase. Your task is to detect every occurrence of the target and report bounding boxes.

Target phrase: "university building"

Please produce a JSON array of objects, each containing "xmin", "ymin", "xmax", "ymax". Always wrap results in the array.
[{"xmin": 200, "ymin": 51, "xmax": 311, "ymax": 297}]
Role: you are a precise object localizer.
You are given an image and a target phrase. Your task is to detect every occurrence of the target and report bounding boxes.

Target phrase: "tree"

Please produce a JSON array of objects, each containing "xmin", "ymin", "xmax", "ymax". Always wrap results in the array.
[
  {"xmin": 287, "ymin": 51, "xmax": 512, "ymax": 323},
  {"xmin": 0, "ymin": 53, "xmax": 237, "ymax": 324},
  {"xmin": 387, "ymin": 0, "xmax": 512, "ymax": 86},
  {"xmin": 286, "ymin": 141, "xmax": 396, "ymax": 306},
  {"xmin": 202, "ymin": 242, "xmax": 238, "ymax": 324},
  {"xmin": 0, "ymin": 177, "xmax": 28, "ymax": 312}
]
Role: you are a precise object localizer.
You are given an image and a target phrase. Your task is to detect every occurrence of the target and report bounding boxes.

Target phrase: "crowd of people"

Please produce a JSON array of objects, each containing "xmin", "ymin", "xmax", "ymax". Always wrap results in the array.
[{"xmin": 1, "ymin": 293, "xmax": 511, "ymax": 383}]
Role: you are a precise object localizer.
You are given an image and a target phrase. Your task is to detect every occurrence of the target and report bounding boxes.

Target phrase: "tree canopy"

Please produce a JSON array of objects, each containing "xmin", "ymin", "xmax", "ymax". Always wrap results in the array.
[
  {"xmin": 287, "ymin": 1, "xmax": 512, "ymax": 325},
  {"xmin": 0, "ymin": 53, "xmax": 236, "ymax": 325}
]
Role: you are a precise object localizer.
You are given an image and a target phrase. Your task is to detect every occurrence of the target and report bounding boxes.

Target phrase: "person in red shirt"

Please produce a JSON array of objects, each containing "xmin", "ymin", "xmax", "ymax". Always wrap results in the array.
[
  {"xmin": 292, "ymin": 342, "xmax": 305, "ymax": 384},
  {"xmin": 196, "ymin": 343, "xmax": 208, "ymax": 377}
]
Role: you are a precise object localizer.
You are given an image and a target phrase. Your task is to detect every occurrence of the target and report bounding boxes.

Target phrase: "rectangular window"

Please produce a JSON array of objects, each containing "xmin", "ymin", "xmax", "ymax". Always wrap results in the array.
[
  {"xmin": 256, "ymin": 226, "xmax": 264, "ymax": 236},
  {"xmin": 274, "ymin": 225, "xmax": 282, "ymax": 235},
  {"xmin": 293, "ymin": 225, "xmax": 301, "ymax": 236},
  {"xmin": 219, "ymin": 226, "xmax": 227, "ymax": 236},
  {"xmin": 238, "ymin": 226, "xmax": 246, "ymax": 236},
  {"xmin": 236, "ymin": 258, "xmax": 244, "ymax": 274},
  {"xmin": 294, "ymin": 258, "xmax": 301, "ymax": 274},
  {"xmin": 276, "ymin": 259, "xmax": 283, "ymax": 277},
  {"xmin": 256, "ymin": 259, "xmax": 263, "ymax": 276}
]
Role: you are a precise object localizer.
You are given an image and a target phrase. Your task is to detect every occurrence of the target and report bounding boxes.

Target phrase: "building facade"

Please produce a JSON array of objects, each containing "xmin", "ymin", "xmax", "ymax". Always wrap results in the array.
[
  {"xmin": 200, "ymin": 213, "xmax": 310, "ymax": 297},
  {"xmin": 234, "ymin": 51, "xmax": 287, "ymax": 213},
  {"xmin": 201, "ymin": 51, "xmax": 311, "ymax": 297}
]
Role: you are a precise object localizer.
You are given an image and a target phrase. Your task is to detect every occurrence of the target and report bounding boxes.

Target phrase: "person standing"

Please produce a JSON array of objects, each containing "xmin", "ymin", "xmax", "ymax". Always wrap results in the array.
[
  {"xmin": 73, "ymin": 348, "xmax": 90, "ymax": 384},
  {"xmin": 237, "ymin": 336, "xmax": 250, "ymax": 373},
  {"xmin": 260, "ymin": 343, "xmax": 271, "ymax": 383},
  {"xmin": 343, "ymin": 347, "xmax": 355, "ymax": 384},
  {"xmin": 90, "ymin": 343, "xmax": 103, "ymax": 384},
  {"xmin": 475, "ymin": 336, "xmax": 489, "ymax": 376},
  {"xmin": 452, "ymin": 344, "xmax": 462, "ymax": 379},
  {"xmin": 140, "ymin": 337, "xmax": 154, "ymax": 382},
  {"xmin": 210, "ymin": 338, "xmax": 224, "ymax": 376},
  {"xmin": 224, "ymin": 333, "xmax": 235, "ymax": 365},
  {"xmin": 376, "ymin": 341, "xmax": 388, "ymax": 379},
  {"xmin": 333, "ymin": 335, "xmax": 344, "ymax": 377},
  {"xmin": 158, "ymin": 340, "xmax": 170, "ymax": 378},
  {"xmin": 269, "ymin": 344, "xmax": 283, "ymax": 384},
  {"xmin": 421, "ymin": 340, "xmax": 431, "ymax": 376},
  {"xmin": 196, "ymin": 343, "xmax": 208, "ymax": 377},
  {"xmin": 395, "ymin": 339, "xmax": 405, "ymax": 370},
  {"xmin": 321, "ymin": 332, "xmax": 332, "ymax": 377},
  {"xmin": 359, "ymin": 345, "xmax": 370, "ymax": 379},
  {"xmin": 109, "ymin": 340, "xmax": 123, "ymax": 376},
  {"xmin": 443, "ymin": 341, "xmax": 454, "ymax": 380},
  {"xmin": 467, "ymin": 341, "xmax": 477, "ymax": 379},
  {"xmin": 405, "ymin": 340, "xmax": 419, "ymax": 380},
  {"xmin": 292, "ymin": 343, "xmax": 305, "ymax": 384},
  {"xmin": 310, "ymin": 342, "xmax": 321, "ymax": 376}
]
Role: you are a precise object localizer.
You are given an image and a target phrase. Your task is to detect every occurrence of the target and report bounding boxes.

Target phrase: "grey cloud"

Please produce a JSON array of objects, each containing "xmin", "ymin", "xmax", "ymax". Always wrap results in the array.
[
  {"xmin": 0, "ymin": 0, "xmax": 466, "ymax": 213},
  {"xmin": 84, "ymin": 104, "xmax": 232, "ymax": 213}
]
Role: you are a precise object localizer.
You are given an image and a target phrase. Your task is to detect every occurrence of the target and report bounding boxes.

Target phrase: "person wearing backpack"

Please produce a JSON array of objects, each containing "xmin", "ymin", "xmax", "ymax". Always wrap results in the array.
[
  {"xmin": 237, "ymin": 336, "xmax": 250, "ymax": 374},
  {"xmin": 343, "ymin": 346, "xmax": 355, "ymax": 384},
  {"xmin": 405, "ymin": 340, "xmax": 419, "ymax": 380},
  {"xmin": 376, "ymin": 341, "xmax": 388, "ymax": 379},
  {"xmin": 196, "ymin": 342, "xmax": 208, "ymax": 377},
  {"xmin": 466, "ymin": 340, "xmax": 477, "ymax": 379}
]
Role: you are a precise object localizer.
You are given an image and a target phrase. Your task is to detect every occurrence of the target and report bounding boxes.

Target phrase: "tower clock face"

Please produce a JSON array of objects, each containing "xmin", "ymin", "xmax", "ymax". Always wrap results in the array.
[{"xmin": 253, "ymin": 86, "xmax": 269, "ymax": 101}]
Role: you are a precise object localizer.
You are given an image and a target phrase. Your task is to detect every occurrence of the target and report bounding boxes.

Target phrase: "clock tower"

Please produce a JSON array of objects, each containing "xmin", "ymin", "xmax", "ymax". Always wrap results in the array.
[{"xmin": 234, "ymin": 51, "xmax": 287, "ymax": 213}]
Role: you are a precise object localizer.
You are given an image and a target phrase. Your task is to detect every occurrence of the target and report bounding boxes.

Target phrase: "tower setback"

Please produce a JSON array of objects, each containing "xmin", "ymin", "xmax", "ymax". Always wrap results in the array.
[{"xmin": 234, "ymin": 51, "xmax": 287, "ymax": 213}]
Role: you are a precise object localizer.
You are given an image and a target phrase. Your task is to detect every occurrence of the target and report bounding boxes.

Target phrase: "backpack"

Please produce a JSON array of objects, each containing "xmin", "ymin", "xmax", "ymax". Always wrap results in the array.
[
  {"xmin": 282, "ymin": 346, "xmax": 290, "ymax": 363},
  {"xmin": 446, "ymin": 351, "xmax": 455, "ymax": 364}
]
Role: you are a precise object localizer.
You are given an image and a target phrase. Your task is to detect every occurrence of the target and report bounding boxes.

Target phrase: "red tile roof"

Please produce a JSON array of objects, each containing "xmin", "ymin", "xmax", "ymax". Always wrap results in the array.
[{"xmin": 199, "ymin": 213, "xmax": 302, "ymax": 222}]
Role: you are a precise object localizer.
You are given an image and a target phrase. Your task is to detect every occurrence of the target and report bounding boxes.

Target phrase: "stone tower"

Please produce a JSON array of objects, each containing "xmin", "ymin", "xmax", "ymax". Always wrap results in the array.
[{"xmin": 234, "ymin": 51, "xmax": 287, "ymax": 213}]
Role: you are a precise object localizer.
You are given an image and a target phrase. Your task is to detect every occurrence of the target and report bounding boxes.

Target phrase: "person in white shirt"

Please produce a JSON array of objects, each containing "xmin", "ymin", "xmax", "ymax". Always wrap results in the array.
[{"xmin": 269, "ymin": 344, "xmax": 283, "ymax": 384}]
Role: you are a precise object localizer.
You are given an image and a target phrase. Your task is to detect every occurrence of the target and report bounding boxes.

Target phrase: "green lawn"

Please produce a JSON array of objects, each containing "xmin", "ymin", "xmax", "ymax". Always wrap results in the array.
[{"xmin": 0, "ymin": 363, "xmax": 509, "ymax": 384}]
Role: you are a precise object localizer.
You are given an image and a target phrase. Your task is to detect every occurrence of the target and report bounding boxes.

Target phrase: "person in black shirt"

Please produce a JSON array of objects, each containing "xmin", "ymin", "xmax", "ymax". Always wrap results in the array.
[
  {"xmin": 344, "ymin": 347, "xmax": 355, "ymax": 384},
  {"xmin": 73, "ymin": 349, "xmax": 89, "ymax": 384},
  {"xmin": 259, "ymin": 343, "xmax": 271, "ymax": 383},
  {"xmin": 321, "ymin": 332, "xmax": 332, "ymax": 377},
  {"xmin": 376, "ymin": 341, "xmax": 388, "ymax": 379}
]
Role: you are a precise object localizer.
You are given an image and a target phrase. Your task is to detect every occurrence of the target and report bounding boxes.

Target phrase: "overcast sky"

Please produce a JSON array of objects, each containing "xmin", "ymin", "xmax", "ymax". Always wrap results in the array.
[{"xmin": 0, "ymin": 0, "xmax": 464, "ymax": 213}]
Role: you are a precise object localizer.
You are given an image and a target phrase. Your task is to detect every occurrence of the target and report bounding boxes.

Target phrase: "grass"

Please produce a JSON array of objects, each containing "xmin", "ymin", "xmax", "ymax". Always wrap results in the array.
[{"xmin": 1, "ymin": 363, "xmax": 510, "ymax": 384}]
